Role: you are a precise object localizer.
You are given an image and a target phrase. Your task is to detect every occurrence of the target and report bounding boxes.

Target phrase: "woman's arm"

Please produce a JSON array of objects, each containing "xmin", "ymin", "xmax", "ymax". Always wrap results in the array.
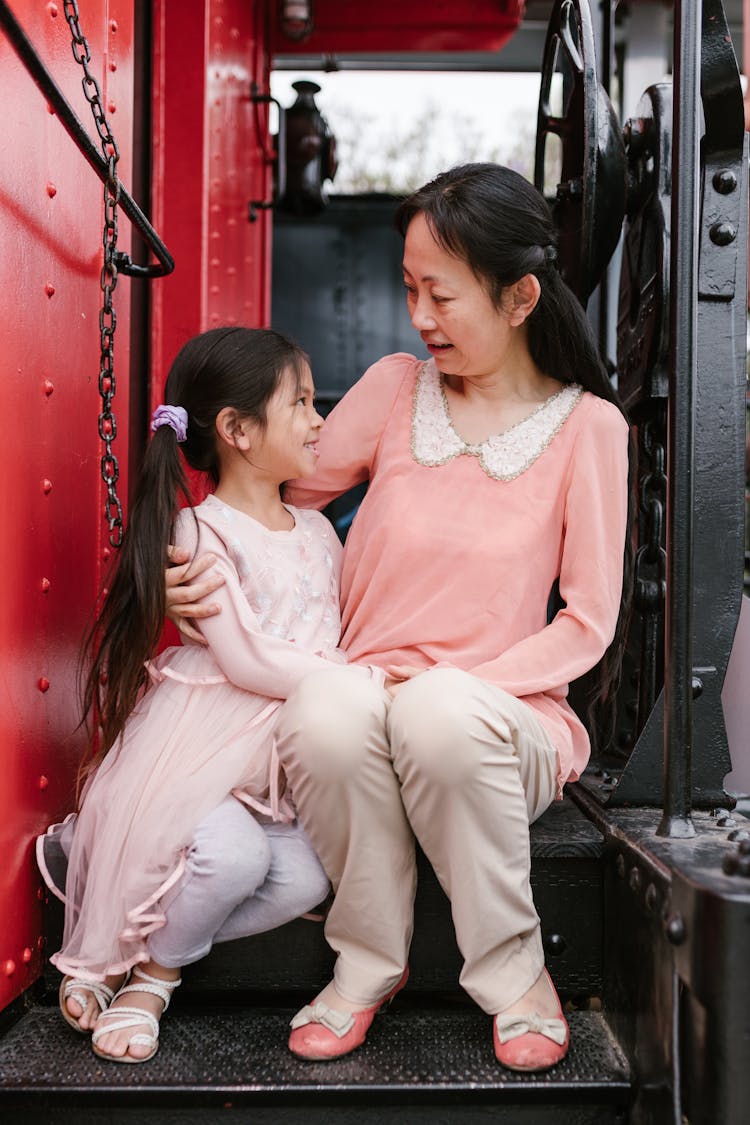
[
  {"xmin": 465, "ymin": 400, "xmax": 630, "ymax": 695},
  {"xmin": 284, "ymin": 352, "xmax": 414, "ymax": 508}
]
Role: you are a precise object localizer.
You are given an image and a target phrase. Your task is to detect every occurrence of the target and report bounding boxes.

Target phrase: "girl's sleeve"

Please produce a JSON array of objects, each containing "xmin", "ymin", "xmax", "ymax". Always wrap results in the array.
[
  {"xmin": 175, "ymin": 518, "xmax": 372, "ymax": 699},
  {"xmin": 284, "ymin": 353, "xmax": 415, "ymax": 510},
  {"xmin": 467, "ymin": 400, "xmax": 630, "ymax": 695}
]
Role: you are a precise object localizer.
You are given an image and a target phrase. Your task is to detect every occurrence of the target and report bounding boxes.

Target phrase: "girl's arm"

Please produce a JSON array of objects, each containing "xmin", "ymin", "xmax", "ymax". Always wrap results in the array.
[
  {"xmin": 458, "ymin": 400, "xmax": 630, "ymax": 695},
  {"xmin": 284, "ymin": 352, "xmax": 414, "ymax": 509},
  {"xmin": 176, "ymin": 519, "xmax": 369, "ymax": 698}
]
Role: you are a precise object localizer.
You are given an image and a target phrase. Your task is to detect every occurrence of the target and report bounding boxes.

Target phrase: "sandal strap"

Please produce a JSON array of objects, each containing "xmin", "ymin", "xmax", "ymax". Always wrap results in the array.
[
  {"xmin": 64, "ymin": 977, "xmax": 116, "ymax": 1014},
  {"xmin": 121, "ymin": 969, "xmax": 181, "ymax": 1011},
  {"xmin": 91, "ymin": 1006, "xmax": 160, "ymax": 1048}
]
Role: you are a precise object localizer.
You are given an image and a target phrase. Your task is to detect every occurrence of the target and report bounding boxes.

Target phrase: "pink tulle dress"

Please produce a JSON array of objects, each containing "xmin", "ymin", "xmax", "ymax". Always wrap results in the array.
[{"xmin": 50, "ymin": 496, "xmax": 360, "ymax": 981}]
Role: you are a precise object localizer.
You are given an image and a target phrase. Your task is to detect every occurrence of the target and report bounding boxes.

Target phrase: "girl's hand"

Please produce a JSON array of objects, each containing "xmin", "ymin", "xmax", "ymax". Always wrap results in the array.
[
  {"xmin": 384, "ymin": 665, "xmax": 423, "ymax": 699},
  {"xmin": 166, "ymin": 545, "xmax": 225, "ymax": 645}
]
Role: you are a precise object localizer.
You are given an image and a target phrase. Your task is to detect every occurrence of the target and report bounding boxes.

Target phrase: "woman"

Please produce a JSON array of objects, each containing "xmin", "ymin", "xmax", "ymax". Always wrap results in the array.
[{"xmin": 167, "ymin": 164, "xmax": 631, "ymax": 1071}]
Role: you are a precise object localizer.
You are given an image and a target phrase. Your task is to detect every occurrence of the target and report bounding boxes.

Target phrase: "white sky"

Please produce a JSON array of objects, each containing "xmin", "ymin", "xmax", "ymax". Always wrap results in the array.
[{"xmin": 270, "ymin": 70, "xmax": 542, "ymax": 189}]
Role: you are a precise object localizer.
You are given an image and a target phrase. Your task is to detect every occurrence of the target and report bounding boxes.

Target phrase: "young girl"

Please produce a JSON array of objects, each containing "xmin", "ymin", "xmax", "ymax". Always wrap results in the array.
[{"xmin": 40, "ymin": 327, "xmax": 378, "ymax": 1064}]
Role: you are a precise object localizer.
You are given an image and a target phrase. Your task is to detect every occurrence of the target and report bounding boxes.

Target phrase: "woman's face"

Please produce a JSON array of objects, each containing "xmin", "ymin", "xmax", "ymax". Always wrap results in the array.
[{"xmin": 402, "ymin": 213, "xmax": 514, "ymax": 381}]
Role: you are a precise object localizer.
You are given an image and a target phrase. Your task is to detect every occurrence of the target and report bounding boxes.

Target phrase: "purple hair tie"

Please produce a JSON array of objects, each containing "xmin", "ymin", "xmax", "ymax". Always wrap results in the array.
[{"xmin": 151, "ymin": 404, "xmax": 188, "ymax": 442}]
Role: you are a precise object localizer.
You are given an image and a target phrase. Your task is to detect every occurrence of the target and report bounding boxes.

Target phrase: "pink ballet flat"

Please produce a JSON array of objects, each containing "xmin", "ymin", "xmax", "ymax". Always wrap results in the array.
[
  {"xmin": 492, "ymin": 969, "xmax": 569, "ymax": 1072},
  {"xmin": 288, "ymin": 968, "xmax": 409, "ymax": 1061}
]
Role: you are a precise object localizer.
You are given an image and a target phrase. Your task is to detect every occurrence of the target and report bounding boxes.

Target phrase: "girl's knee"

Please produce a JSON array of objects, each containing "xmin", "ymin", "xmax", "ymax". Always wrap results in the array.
[{"xmin": 188, "ymin": 809, "xmax": 273, "ymax": 895}]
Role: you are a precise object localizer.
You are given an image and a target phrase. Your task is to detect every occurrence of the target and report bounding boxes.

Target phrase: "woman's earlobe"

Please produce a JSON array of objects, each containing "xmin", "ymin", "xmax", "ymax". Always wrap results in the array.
[{"xmin": 509, "ymin": 274, "xmax": 542, "ymax": 326}]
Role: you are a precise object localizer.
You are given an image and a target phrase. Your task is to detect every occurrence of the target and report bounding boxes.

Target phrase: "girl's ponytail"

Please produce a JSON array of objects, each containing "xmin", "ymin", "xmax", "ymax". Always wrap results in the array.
[
  {"xmin": 78, "ymin": 327, "xmax": 308, "ymax": 785},
  {"xmin": 80, "ymin": 420, "xmax": 192, "ymax": 775}
]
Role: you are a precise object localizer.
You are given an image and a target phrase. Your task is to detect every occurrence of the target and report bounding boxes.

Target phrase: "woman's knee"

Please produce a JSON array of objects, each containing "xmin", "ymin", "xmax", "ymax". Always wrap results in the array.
[
  {"xmin": 390, "ymin": 669, "xmax": 508, "ymax": 787},
  {"xmin": 275, "ymin": 668, "xmax": 387, "ymax": 783}
]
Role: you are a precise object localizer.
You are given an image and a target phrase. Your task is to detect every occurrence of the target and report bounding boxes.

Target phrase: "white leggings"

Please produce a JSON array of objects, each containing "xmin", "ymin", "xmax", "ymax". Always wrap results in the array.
[{"xmin": 50, "ymin": 797, "xmax": 330, "ymax": 970}]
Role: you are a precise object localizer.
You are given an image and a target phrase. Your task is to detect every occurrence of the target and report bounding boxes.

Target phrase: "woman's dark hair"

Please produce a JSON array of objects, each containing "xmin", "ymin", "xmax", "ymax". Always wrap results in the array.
[
  {"xmin": 396, "ymin": 163, "xmax": 635, "ymax": 751},
  {"xmin": 80, "ymin": 327, "xmax": 307, "ymax": 775}
]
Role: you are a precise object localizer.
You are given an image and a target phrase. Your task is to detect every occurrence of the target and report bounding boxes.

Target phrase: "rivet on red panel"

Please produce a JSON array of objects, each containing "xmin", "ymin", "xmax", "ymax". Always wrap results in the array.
[
  {"xmin": 39, "ymin": 776, "xmax": 49, "ymax": 790},
  {"xmin": 210, "ymin": 258, "xmax": 221, "ymax": 268},
  {"xmin": 230, "ymin": 27, "xmax": 240, "ymax": 40},
  {"xmin": 46, "ymin": 183, "xmax": 57, "ymax": 198},
  {"xmin": 109, "ymin": 61, "xmax": 118, "ymax": 72},
  {"xmin": 48, "ymin": 3, "xmax": 58, "ymax": 16},
  {"xmin": 38, "ymin": 677, "xmax": 50, "ymax": 693},
  {"xmin": 110, "ymin": 19, "xmax": 118, "ymax": 32},
  {"xmin": 108, "ymin": 102, "xmax": 117, "ymax": 114},
  {"xmin": 41, "ymin": 578, "xmax": 51, "ymax": 593},
  {"xmin": 43, "ymin": 379, "xmax": 54, "ymax": 396},
  {"xmin": 227, "ymin": 217, "xmax": 237, "ymax": 227},
  {"xmin": 42, "ymin": 479, "xmax": 53, "ymax": 494},
  {"xmin": 210, "ymin": 285, "xmax": 220, "ymax": 294},
  {"xmin": 45, "ymin": 283, "xmax": 55, "ymax": 298},
  {"xmin": 3, "ymin": 961, "xmax": 15, "ymax": 977},
  {"xmin": 227, "ymin": 267, "xmax": 237, "ymax": 277},
  {"xmin": 22, "ymin": 948, "xmax": 33, "ymax": 964},
  {"xmin": 103, "ymin": 547, "xmax": 111, "ymax": 560}
]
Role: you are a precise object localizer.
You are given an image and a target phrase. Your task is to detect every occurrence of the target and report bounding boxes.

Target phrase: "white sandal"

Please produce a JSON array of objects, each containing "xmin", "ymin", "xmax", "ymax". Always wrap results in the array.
[
  {"xmin": 59, "ymin": 975, "xmax": 120, "ymax": 1035},
  {"xmin": 91, "ymin": 967, "xmax": 181, "ymax": 1064}
]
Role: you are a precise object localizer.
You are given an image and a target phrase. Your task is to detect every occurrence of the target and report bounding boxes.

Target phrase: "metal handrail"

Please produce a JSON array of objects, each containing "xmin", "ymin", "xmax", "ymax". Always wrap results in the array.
[{"xmin": 0, "ymin": 0, "xmax": 174, "ymax": 278}]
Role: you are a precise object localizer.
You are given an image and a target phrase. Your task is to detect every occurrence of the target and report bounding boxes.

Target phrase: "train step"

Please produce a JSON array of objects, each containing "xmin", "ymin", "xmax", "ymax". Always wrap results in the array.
[{"xmin": 0, "ymin": 998, "xmax": 631, "ymax": 1123}]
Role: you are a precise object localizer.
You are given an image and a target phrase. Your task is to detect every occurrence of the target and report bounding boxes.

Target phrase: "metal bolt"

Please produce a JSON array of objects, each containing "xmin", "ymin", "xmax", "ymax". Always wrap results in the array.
[
  {"xmin": 44, "ymin": 283, "xmax": 55, "ymax": 298},
  {"xmin": 42, "ymin": 479, "xmax": 52, "ymax": 494},
  {"xmin": 22, "ymin": 948, "xmax": 32, "ymax": 964},
  {"xmin": 41, "ymin": 578, "xmax": 51, "ymax": 594},
  {"xmin": 645, "ymin": 883, "xmax": 658, "ymax": 911},
  {"xmin": 738, "ymin": 839, "xmax": 750, "ymax": 856},
  {"xmin": 38, "ymin": 776, "xmax": 48, "ymax": 790},
  {"xmin": 717, "ymin": 815, "xmax": 736, "ymax": 828},
  {"xmin": 665, "ymin": 914, "xmax": 686, "ymax": 945},
  {"xmin": 544, "ymin": 933, "xmax": 567, "ymax": 955},
  {"xmin": 3, "ymin": 960, "xmax": 15, "ymax": 976},
  {"xmin": 102, "ymin": 547, "xmax": 111, "ymax": 561},
  {"xmin": 691, "ymin": 676, "xmax": 703, "ymax": 699},
  {"xmin": 709, "ymin": 221, "xmax": 737, "ymax": 246},
  {"xmin": 728, "ymin": 829, "xmax": 750, "ymax": 843},
  {"xmin": 108, "ymin": 101, "xmax": 116, "ymax": 114},
  {"xmin": 616, "ymin": 854, "xmax": 626, "ymax": 878},
  {"xmin": 110, "ymin": 19, "xmax": 118, "ymax": 32},
  {"xmin": 712, "ymin": 169, "xmax": 737, "ymax": 194},
  {"xmin": 43, "ymin": 379, "xmax": 54, "ymax": 396},
  {"xmin": 48, "ymin": 3, "xmax": 58, "ymax": 17},
  {"xmin": 629, "ymin": 866, "xmax": 642, "ymax": 892},
  {"xmin": 38, "ymin": 677, "xmax": 50, "ymax": 693},
  {"xmin": 46, "ymin": 183, "xmax": 57, "ymax": 198}
]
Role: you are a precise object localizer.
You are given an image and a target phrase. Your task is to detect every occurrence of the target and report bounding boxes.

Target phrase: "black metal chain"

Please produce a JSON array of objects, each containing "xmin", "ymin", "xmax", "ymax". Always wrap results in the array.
[{"xmin": 63, "ymin": 0, "xmax": 124, "ymax": 547}]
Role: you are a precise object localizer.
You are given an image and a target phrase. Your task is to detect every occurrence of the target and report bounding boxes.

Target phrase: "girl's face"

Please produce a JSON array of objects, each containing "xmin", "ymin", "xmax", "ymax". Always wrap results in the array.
[
  {"xmin": 249, "ymin": 362, "xmax": 323, "ymax": 482},
  {"xmin": 402, "ymin": 213, "xmax": 515, "ymax": 381}
]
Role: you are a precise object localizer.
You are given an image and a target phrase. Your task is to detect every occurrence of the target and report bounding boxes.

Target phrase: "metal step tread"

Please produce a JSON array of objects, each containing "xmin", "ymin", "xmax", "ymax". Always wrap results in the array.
[{"xmin": 0, "ymin": 1003, "xmax": 630, "ymax": 1106}]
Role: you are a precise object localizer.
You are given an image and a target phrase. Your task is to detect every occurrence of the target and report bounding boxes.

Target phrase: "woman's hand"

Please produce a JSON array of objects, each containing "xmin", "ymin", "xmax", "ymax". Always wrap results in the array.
[
  {"xmin": 384, "ymin": 665, "xmax": 423, "ymax": 699},
  {"xmin": 166, "ymin": 545, "xmax": 225, "ymax": 645}
]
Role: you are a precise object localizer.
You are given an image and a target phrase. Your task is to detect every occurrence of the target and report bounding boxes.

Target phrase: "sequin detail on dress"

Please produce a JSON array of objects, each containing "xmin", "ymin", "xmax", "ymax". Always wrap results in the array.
[{"xmin": 411, "ymin": 360, "xmax": 583, "ymax": 481}]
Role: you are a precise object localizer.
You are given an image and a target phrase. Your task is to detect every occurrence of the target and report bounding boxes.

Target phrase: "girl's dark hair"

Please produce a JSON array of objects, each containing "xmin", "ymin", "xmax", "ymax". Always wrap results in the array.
[
  {"xmin": 396, "ymin": 163, "xmax": 634, "ymax": 751},
  {"xmin": 80, "ymin": 327, "xmax": 307, "ymax": 775}
]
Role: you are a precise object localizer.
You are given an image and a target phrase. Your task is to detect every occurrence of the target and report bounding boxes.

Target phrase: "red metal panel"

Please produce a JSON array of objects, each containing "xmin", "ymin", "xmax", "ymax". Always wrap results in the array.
[
  {"xmin": 0, "ymin": 0, "xmax": 134, "ymax": 1011},
  {"xmin": 271, "ymin": 0, "xmax": 525, "ymax": 54},
  {"xmin": 150, "ymin": 0, "xmax": 273, "ymax": 409}
]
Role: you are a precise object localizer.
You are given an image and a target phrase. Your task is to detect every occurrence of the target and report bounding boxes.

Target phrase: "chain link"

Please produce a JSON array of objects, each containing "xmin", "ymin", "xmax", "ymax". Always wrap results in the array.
[{"xmin": 64, "ymin": 0, "xmax": 124, "ymax": 546}]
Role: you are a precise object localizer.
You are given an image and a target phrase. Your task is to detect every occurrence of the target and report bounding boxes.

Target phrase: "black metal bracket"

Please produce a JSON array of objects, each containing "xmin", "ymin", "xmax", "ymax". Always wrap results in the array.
[
  {"xmin": 248, "ymin": 86, "xmax": 286, "ymax": 224},
  {"xmin": 0, "ymin": 0, "xmax": 174, "ymax": 278}
]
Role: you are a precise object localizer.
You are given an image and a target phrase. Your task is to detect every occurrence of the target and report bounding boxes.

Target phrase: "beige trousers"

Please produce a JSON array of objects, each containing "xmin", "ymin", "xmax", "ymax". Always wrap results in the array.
[{"xmin": 275, "ymin": 666, "xmax": 558, "ymax": 1014}]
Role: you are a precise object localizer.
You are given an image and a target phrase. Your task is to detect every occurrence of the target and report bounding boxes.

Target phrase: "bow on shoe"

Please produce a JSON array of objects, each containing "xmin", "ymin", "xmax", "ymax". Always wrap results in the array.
[
  {"xmin": 290, "ymin": 1001, "xmax": 355, "ymax": 1039},
  {"xmin": 494, "ymin": 1012, "xmax": 568, "ymax": 1045}
]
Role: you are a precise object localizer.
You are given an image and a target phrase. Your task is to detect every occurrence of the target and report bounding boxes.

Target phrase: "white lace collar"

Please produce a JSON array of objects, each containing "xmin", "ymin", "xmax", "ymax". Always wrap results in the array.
[{"xmin": 411, "ymin": 360, "xmax": 583, "ymax": 482}]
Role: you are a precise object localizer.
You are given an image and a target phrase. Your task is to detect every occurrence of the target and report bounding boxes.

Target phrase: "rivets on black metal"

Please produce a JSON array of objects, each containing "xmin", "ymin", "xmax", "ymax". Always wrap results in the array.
[
  {"xmin": 691, "ymin": 676, "xmax": 703, "ymax": 699},
  {"xmin": 544, "ymin": 933, "xmax": 567, "ymax": 956},
  {"xmin": 727, "ymin": 828, "xmax": 750, "ymax": 843},
  {"xmin": 616, "ymin": 854, "xmax": 626, "ymax": 879},
  {"xmin": 665, "ymin": 913, "xmax": 686, "ymax": 945},
  {"xmin": 717, "ymin": 814, "xmax": 736, "ymax": 828},
  {"xmin": 712, "ymin": 169, "xmax": 737, "ymax": 194},
  {"xmin": 709, "ymin": 221, "xmax": 737, "ymax": 246},
  {"xmin": 645, "ymin": 883, "xmax": 658, "ymax": 912},
  {"xmin": 629, "ymin": 866, "xmax": 642, "ymax": 893}
]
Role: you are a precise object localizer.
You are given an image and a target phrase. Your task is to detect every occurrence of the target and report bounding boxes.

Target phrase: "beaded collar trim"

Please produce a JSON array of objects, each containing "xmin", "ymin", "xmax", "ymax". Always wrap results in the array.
[{"xmin": 411, "ymin": 360, "xmax": 583, "ymax": 482}]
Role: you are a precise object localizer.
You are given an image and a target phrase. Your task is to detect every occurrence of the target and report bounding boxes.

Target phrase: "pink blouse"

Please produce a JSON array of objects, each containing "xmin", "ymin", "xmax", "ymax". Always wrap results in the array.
[{"xmin": 286, "ymin": 353, "xmax": 630, "ymax": 789}]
